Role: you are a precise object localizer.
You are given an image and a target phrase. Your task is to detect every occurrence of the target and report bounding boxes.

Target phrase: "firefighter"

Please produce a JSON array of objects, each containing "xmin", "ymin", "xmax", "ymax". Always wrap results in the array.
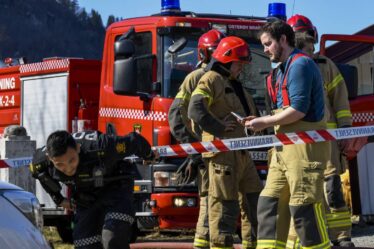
[
  {"xmin": 29, "ymin": 130, "xmax": 157, "ymax": 249},
  {"xmin": 169, "ymin": 29, "xmax": 257, "ymax": 249},
  {"xmin": 169, "ymin": 29, "xmax": 223, "ymax": 249},
  {"xmin": 244, "ymin": 21, "xmax": 330, "ymax": 248},
  {"xmin": 188, "ymin": 36, "xmax": 263, "ymax": 249},
  {"xmin": 287, "ymin": 14, "xmax": 355, "ymax": 247}
]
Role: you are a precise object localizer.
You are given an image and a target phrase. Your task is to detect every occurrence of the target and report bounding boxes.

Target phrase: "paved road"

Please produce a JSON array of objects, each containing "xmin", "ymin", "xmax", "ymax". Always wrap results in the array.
[
  {"xmin": 352, "ymin": 223, "xmax": 374, "ymax": 247},
  {"xmin": 133, "ymin": 223, "xmax": 374, "ymax": 248}
]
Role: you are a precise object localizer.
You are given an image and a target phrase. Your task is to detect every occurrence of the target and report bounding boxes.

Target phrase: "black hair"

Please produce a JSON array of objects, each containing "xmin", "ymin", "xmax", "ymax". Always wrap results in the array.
[
  {"xmin": 259, "ymin": 20, "xmax": 295, "ymax": 47},
  {"xmin": 46, "ymin": 130, "xmax": 77, "ymax": 157}
]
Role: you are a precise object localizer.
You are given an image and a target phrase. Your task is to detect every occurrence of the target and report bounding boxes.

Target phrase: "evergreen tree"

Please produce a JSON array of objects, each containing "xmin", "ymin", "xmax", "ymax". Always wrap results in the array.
[{"xmin": 106, "ymin": 15, "xmax": 116, "ymax": 28}]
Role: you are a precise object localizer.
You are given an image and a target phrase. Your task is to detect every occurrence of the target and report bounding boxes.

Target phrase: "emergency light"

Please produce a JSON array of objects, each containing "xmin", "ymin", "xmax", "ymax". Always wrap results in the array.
[
  {"xmin": 268, "ymin": 3, "xmax": 286, "ymax": 21},
  {"xmin": 161, "ymin": 0, "xmax": 181, "ymax": 12}
]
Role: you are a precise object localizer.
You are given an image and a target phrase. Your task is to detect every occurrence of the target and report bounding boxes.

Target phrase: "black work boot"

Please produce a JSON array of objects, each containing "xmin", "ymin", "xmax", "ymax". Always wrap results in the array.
[{"xmin": 333, "ymin": 239, "xmax": 355, "ymax": 247}]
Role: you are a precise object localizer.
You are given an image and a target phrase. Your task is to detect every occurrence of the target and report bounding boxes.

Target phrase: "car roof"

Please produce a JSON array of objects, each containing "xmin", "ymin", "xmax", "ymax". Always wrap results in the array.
[{"xmin": 0, "ymin": 181, "xmax": 22, "ymax": 190}]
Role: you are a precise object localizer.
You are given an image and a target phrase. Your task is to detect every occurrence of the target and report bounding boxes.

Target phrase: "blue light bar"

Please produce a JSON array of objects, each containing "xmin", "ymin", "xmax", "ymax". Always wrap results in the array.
[
  {"xmin": 161, "ymin": 0, "xmax": 181, "ymax": 12},
  {"xmin": 268, "ymin": 3, "xmax": 286, "ymax": 21}
]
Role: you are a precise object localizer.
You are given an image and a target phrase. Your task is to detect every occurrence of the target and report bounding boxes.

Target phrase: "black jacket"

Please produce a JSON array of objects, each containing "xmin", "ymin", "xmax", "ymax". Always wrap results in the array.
[{"xmin": 30, "ymin": 130, "xmax": 153, "ymax": 205}]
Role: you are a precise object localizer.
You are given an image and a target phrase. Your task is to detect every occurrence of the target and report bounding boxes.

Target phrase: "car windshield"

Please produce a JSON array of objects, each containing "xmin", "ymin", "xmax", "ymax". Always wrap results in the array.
[{"xmin": 161, "ymin": 29, "xmax": 272, "ymax": 112}]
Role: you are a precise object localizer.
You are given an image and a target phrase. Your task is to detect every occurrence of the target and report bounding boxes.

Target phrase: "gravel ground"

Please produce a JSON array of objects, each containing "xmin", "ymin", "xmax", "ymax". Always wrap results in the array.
[
  {"xmin": 352, "ymin": 223, "xmax": 374, "ymax": 247},
  {"xmin": 46, "ymin": 223, "xmax": 374, "ymax": 248}
]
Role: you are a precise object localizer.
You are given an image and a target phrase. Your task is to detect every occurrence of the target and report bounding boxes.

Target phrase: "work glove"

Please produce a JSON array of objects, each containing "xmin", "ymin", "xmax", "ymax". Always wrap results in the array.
[
  {"xmin": 29, "ymin": 147, "xmax": 51, "ymax": 177},
  {"xmin": 176, "ymin": 155, "xmax": 203, "ymax": 185},
  {"xmin": 340, "ymin": 136, "xmax": 368, "ymax": 160},
  {"xmin": 338, "ymin": 123, "xmax": 373, "ymax": 160}
]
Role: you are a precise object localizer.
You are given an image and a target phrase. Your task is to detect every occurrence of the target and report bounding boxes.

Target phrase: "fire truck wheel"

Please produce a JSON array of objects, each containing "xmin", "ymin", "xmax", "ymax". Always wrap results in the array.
[{"xmin": 56, "ymin": 222, "xmax": 73, "ymax": 243}]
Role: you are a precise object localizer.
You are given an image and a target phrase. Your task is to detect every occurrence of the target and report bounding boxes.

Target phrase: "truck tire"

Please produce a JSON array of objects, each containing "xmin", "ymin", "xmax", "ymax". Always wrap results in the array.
[{"xmin": 56, "ymin": 222, "xmax": 73, "ymax": 244}]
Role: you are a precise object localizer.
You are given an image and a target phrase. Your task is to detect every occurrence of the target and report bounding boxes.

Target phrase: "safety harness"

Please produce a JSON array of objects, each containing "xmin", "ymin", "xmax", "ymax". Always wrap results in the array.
[{"xmin": 266, "ymin": 53, "xmax": 307, "ymax": 108}]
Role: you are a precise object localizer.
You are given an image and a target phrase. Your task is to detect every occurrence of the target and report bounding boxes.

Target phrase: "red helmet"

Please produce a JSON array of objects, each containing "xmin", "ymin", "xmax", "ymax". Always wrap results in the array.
[
  {"xmin": 198, "ymin": 29, "xmax": 225, "ymax": 62},
  {"xmin": 287, "ymin": 14, "xmax": 318, "ymax": 43},
  {"xmin": 212, "ymin": 36, "xmax": 251, "ymax": 64}
]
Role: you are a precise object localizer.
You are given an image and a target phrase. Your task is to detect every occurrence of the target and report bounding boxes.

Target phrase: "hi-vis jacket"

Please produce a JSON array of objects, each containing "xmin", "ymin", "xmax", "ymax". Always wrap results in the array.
[
  {"xmin": 188, "ymin": 70, "xmax": 257, "ymax": 147},
  {"xmin": 168, "ymin": 64, "xmax": 206, "ymax": 143},
  {"xmin": 315, "ymin": 54, "xmax": 352, "ymax": 128}
]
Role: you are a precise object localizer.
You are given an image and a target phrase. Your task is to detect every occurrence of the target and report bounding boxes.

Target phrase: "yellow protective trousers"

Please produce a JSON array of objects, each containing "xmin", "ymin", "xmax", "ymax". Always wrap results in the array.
[
  {"xmin": 194, "ymin": 166, "xmax": 210, "ymax": 249},
  {"xmin": 207, "ymin": 150, "xmax": 263, "ymax": 249},
  {"xmin": 257, "ymin": 114, "xmax": 331, "ymax": 249},
  {"xmin": 287, "ymin": 142, "xmax": 352, "ymax": 248}
]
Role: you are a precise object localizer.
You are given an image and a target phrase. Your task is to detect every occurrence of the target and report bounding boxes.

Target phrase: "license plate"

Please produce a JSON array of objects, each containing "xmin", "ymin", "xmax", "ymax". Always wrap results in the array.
[{"xmin": 249, "ymin": 151, "xmax": 268, "ymax": 161}]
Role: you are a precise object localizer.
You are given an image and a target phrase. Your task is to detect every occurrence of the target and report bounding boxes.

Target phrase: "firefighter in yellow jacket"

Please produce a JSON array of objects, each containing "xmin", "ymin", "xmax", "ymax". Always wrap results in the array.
[
  {"xmin": 188, "ymin": 36, "xmax": 263, "ymax": 249},
  {"xmin": 168, "ymin": 29, "xmax": 226, "ymax": 249},
  {"xmin": 288, "ymin": 14, "xmax": 355, "ymax": 247}
]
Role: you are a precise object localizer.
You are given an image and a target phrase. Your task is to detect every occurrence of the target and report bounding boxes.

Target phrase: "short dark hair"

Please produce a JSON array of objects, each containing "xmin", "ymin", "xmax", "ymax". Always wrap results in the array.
[
  {"xmin": 294, "ymin": 32, "xmax": 315, "ymax": 50},
  {"xmin": 259, "ymin": 20, "xmax": 295, "ymax": 47},
  {"xmin": 46, "ymin": 130, "xmax": 77, "ymax": 157}
]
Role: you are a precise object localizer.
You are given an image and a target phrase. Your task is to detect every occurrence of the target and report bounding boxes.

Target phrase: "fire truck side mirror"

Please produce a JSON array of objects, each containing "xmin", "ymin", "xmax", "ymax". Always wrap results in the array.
[
  {"xmin": 113, "ymin": 39, "xmax": 138, "ymax": 95},
  {"xmin": 114, "ymin": 39, "xmax": 136, "ymax": 58},
  {"xmin": 168, "ymin": 37, "xmax": 187, "ymax": 54}
]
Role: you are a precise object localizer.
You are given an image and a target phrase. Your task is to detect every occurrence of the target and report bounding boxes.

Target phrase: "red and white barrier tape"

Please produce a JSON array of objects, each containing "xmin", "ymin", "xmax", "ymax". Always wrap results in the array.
[
  {"xmin": 1, "ymin": 125, "xmax": 374, "ymax": 168},
  {"xmin": 155, "ymin": 125, "xmax": 374, "ymax": 157}
]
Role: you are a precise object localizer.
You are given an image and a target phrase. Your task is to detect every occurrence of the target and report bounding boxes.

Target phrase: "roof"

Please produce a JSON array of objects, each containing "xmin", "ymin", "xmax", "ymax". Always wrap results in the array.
[
  {"xmin": 0, "ymin": 181, "xmax": 22, "ymax": 190},
  {"xmin": 324, "ymin": 24, "xmax": 374, "ymax": 63}
]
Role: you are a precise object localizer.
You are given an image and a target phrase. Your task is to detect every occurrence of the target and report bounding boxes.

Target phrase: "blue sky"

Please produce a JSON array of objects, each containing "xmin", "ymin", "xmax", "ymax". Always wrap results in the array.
[{"xmin": 78, "ymin": 0, "xmax": 373, "ymax": 50}]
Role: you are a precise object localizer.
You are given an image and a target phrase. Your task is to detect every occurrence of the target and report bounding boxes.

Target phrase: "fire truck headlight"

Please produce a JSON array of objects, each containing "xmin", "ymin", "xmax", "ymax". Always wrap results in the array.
[
  {"xmin": 173, "ymin": 197, "xmax": 197, "ymax": 207},
  {"xmin": 149, "ymin": 199, "xmax": 157, "ymax": 208},
  {"xmin": 154, "ymin": 171, "xmax": 178, "ymax": 187},
  {"xmin": 186, "ymin": 198, "xmax": 196, "ymax": 207},
  {"xmin": 174, "ymin": 197, "xmax": 185, "ymax": 207}
]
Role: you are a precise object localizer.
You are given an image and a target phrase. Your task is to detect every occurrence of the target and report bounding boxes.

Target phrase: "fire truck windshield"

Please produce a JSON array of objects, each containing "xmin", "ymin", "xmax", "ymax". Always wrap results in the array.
[
  {"xmin": 163, "ymin": 34, "xmax": 199, "ymax": 98},
  {"xmin": 162, "ymin": 32, "xmax": 271, "ymax": 110}
]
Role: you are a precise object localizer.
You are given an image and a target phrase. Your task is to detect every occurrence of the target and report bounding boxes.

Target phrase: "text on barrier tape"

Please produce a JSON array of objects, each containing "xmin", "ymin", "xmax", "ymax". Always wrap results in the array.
[
  {"xmin": 1, "ymin": 126, "xmax": 374, "ymax": 168},
  {"xmin": 155, "ymin": 125, "xmax": 374, "ymax": 157},
  {"xmin": 0, "ymin": 157, "xmax": 32, "ymax": 169}
]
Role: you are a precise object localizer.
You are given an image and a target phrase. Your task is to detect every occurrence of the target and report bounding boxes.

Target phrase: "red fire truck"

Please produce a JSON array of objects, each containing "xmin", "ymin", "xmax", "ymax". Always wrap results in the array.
[
  {"xmin": 96, "ymin": 0, "xmax": 275, "ymax": 237},
  {"xmin": 0, "ymin": 0, "xmax": 373, "ymax": 243},
  {"xmin": 0, "ymin": 0, "xmax": 275, "ymax": 241}
]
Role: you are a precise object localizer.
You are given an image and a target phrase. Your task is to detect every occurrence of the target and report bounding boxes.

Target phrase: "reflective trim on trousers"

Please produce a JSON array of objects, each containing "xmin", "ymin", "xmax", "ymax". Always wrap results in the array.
[
  {"xmin": 299, "ymin": 240, "xmax": 331, "ymax": 249},
  {"xmin": 193, "ymin": 238, "xmax": 210, "ymax": 248},
  {"xmin": 286, "ymin": 238, "xmax": 301, "ymax": 249},
  {"xmin": 314, "ymin": 202, "xmax": 329, "ymax": 243},
  {"xmin": 286, "ymin": 238, "xmax": 330, "ymax": 249},
  {"xmin": 104, "ymin": 212, "xmax": 134, "ymax": 224},
  {"xmin": 257, "ymin": 239, "xmax": 287, "ymax": 249},
  {"xmin": 242, "ymin": 239, "xmax": 257, "ymax": 249},
  {"xmin": 74, "ymin": 235, "xmax": 102, "ymax": 248},
  {"xmin": 326, "ymin": 210, "xmax": 352, "ymax": 229}
]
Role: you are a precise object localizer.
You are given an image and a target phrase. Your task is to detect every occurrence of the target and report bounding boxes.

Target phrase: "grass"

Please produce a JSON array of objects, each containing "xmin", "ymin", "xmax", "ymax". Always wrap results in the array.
[{"xmin": 43, "ymin": 227, "xmax": 73, "ymax": 249}]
